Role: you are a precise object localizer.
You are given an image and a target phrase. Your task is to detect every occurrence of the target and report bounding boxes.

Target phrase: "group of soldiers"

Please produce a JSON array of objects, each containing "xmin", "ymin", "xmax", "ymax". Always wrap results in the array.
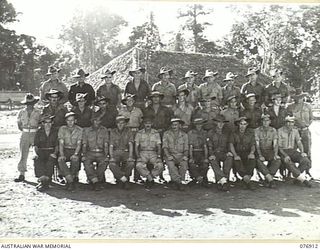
[{"xmin": 14, "ymin": 64, "xmax": 313, "ymax": 192}]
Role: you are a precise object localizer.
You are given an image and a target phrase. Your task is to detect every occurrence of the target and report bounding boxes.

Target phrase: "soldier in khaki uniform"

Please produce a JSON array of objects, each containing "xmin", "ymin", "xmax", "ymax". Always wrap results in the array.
[
  {"xmin": 152, "ymin": 67, "xmax": 176, "ymax": 108},
  {"xmin": 199, "ymin": 69, "xmax": 222, "ymax": 106},
  {"xmin": 240, "ymin": 93, "xmax": 262, "ymax": 129},
  {"xmin": 229, "ymin": 117, "xmax": 256, "ymax": 190},
  {"xmin": 109, "ymin": 116, "xmax": 135, "ymax": 189},
  {"xmin": 255, "ymin": 114, "xmax": 281, "ymax": 188},
  {"xmin": 15, "ymin": 93, "xmax": 41, "ymax": 182},
  {"xmin": 163, "ymin": 118, "xmax": 189, "ymax": 191},
  {"xmin": 207, "ymin": 115, "xmax": 233, "ymax": 191},
  {"xmin": 287, "ymin": 92, "xmax": 313, "ymax": 159},
  {"xmin": 58, "ymin": 112, "xmax": 83, "ymax": 191},
  {"xmin": 173, "ymin": 85, "xmax": 194, "ymax": 131},
  {"xmin": 222, "ymin": 72, "xmax": 241, "ymax": 107},
  {"xmin": 180, "ymin": 70, "xmax": 201, "ymax": 108},
  {"xmin": 135, "ymin": 116, "xmax": 164, "ymax": 189},
  {"xmin": 220, "ymin": 95, "xmax": 240, "ymax": 133},
  {"xmin": 278, "ymin": 115, "xmax": 312, "ymax": 187},
  {"xmin": 187, "ymin": 118, "xmax": 209, "ymax": 187},
  {"xmin": 39, "ymin": 66, "xmax": 68, "ymax": 105},
  {"xmin": 82, "ymin": 113, "xmax": 109, "ymax": 191}
]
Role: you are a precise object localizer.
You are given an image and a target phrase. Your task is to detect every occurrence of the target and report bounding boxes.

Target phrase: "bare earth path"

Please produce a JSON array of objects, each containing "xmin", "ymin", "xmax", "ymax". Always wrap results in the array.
[{"xmin": 0, "ymin": 110, "xmax": 319, "ymax": 239}]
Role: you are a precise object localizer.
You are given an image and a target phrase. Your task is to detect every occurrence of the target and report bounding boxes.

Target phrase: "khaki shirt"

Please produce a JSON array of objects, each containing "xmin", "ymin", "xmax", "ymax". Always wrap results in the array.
[
  {"xmin": 207, "ymin": 129, "xmax": 229, "ymax": 154},
  {"xmin": 187, "ymin": 129, "xmax": 207, "ymax": 150},
  {"xmin": 229, "ymin": 129, "xmax": 255, "ymax": 154},
  {"xmin": 163, "ymin": 129, "xmax": 188, "ymax": 155},
  {"xmin": 287, "ymin": 103, "xmax": 313, "ymax": 129},
  {"xmin": 109, "ymin": 127, "xmax": 133, "ymax": 150},
  {"xmin": 119, "ymin": 107, "xmax": 143, "ymax": 128},
  {"xmin": 39, "ymin": 79, "xmax": 68, "ymax": 104},
  {"xmin": 255, "ymin": 126, "xmax": 278, "ymax": 151},
  {"xmin": 152, "ymin": 81, "xmax": 177, "ymax": 107},
  {"xmin": 83, "ymin": 126, "xmax": 109, "ymax": 151},
  {"xmin": 181, "ymin": 83, "xmax": 201, "ymax": 108},
  {"xmin": 135, "ymin": 129, "xmax": 161, "ymax": 151},
  {"xmin": 199, "ymin": 82, "xmax": 223, "ymax": 105},
  {"xmin": 173, "ymin": 103, "xmax": 194, "ymax": 126},
  {"xmin": 278, "ymin": 126, "xmax": 301, "ymax": 150},
  {"xmin": 220, "ymin": 108, "xmax": 239, "ymax": 132},
  {"xmin": 58, "ymin": 125, "xmax": 83, "ymax": 149},
  {"xmin": 17, "ymin": 108, "xmax": 41, "ymax": 130}
]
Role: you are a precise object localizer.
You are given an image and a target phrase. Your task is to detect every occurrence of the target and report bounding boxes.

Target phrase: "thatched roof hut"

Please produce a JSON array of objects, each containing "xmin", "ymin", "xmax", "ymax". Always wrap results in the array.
[{"xmin": 88, "ymin": 47, "xmax": 270, "ymax": 91}]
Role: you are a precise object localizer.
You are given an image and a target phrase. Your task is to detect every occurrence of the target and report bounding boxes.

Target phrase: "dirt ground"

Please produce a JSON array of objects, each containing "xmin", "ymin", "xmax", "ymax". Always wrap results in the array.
[{"xmin": 0, "ymin": 110, "xmax": 320, "ymax": 240}]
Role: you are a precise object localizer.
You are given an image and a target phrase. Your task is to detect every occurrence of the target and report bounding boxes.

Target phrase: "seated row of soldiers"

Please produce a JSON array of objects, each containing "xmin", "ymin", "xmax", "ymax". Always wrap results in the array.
[{"xmin": 15, "ymin": 91, "xmax": 312, "ymax": 192}]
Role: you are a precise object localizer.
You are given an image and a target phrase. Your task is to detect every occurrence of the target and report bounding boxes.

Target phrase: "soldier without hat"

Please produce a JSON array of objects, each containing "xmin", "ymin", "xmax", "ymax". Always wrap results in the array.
[
  {"xmin": 162, "ymin": 118, "xmax": 189, "ymax": 191},
  {"xmin": 135, "ymin": 116, "xmax": 164, "ymax": 188},
  {"xmin": 109, "ymin": 116, "xmax": 135, "ymax": 189},
  {"xmin": 82, "ymin": 113, "xmax": 109, "ymax": 191},
  {"xmin": 207, "ymin": 115, "xmax": 233, "ymax": 191},
  {"xmin": 57, "ymin": 112, "xmax": 83, "ymax": 191},
  {"xmin": 187, "ymin": 118, "xmax": 210, "ymax": 188},
  {"xmin": 254, "ymin": 114, "xmax": 281, "ymax": 188},
  {"xmin": 229, "ymin": 117, "xmax": 257, "ymax": 190}
]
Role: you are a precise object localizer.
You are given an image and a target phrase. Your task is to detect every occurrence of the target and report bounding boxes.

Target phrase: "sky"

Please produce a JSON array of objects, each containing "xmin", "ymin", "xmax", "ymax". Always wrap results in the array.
[{"xmin": 6, "ymin": 0, "xmax": 308, "ymax": 52}]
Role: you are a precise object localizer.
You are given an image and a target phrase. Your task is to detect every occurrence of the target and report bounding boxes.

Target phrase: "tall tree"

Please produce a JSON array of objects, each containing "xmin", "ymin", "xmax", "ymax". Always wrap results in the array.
[
  {"xmin": 177, "ymin": 4, "xmax": 212, "ymax": 52},
  {"xmin": 224, "ymin": 5, "xmax": 320, "ymax": 90},
  {"xmin": 128, "ymin": 12, "xmax": 161, "ymax": 50},
  {"xmin": 60, "ymin": 7, "xmax": 127, "ymax": 71}
]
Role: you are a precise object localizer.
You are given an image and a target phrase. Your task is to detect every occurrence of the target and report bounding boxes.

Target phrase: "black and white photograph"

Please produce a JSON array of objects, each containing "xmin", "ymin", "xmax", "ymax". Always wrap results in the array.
[{"xmin": 0, "ymin": 0, "xmax": 319, "ymax": 244}]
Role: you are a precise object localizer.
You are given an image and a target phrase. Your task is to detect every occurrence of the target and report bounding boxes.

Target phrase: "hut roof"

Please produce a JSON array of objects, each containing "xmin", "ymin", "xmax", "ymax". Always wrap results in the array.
[{"xmin": 88, "ymin": 47, "xmax": 270, "ymax": 91}]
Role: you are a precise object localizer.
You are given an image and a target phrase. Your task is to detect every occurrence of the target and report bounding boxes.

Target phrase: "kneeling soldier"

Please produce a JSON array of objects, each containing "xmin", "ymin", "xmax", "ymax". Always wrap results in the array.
[
  {"xmin": 58, "ymin": 112, "xmax": 83, "ymax": 191},
  {"xmin": 33, "ymin": 114, "xmax": 58, "ymax": 191},
  {"xmin": 163, "ymin": 118, "xmax": 189, "ymax": 191},
  {"xmin": 187, "ymin": 118, "xmax": 209, "ymax": 187},
  {"xmin": 255, "ymin": 114, "xmax": 281, "ymax": 188},
  {"xmin": 135, "ymin": 116, "xmax": 164, "ymax": 188},
  {"xmin": 109, "ymin": 116, "xmax": 135, "ymax": 189},
  {"xmin": 82, "ymin": 113, "xmax": 109, "ymax": 191},
  {"xmin": 278, "ymin": 115, "xmax": 312, "ymax": 187},
  {"xmin": 207, "ymin": 114, "xmax": 233, "ymax": 191},
  {"xmin": 229, "ymin": 117, "xmax": 256, "ymax": 190}
]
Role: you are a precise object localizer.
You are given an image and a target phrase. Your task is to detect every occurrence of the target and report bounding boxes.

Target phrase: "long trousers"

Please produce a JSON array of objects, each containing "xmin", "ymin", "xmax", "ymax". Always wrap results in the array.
[
  {"xmin": 188, "ymin": 151, "xmax": 209, "ymax": 180},
  {"xmin": 256, "ymin": 149, "xmax": 281, "ymax": 176},
  {"xmin": 164, "ymin": 154, "xmax": 188, "ymax": 183},
  {"xmin": 233, "ymin": 152, "xmax": 256, "ymax": 179},
  {"xmin": 209, "ymin": 151, "xmax": 233, "ymax": 182},
  {"xmin": 34, "ymin": 149, "xmax": 56, "ymax": 180},
  {"xmin": 83, "ymin": 151, "xmax": 108, "ymax": 183},
  {"xmin": 282, "ymin": 149, "xmax": 311, "ymax": 177},
  {"xmin": 17, "ymin": 132, "xmax": 36, "ymax": 173},
  {"xmin": 109, "ymin": 150, "xmax": 135, "ymax": 180}
]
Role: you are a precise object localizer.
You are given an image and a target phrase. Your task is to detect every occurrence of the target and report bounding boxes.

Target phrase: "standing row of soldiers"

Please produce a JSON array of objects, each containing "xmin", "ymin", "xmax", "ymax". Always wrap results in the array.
[{"xmin": 14, "ymin": 64, "xmax": 313, "ymax": 191}]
